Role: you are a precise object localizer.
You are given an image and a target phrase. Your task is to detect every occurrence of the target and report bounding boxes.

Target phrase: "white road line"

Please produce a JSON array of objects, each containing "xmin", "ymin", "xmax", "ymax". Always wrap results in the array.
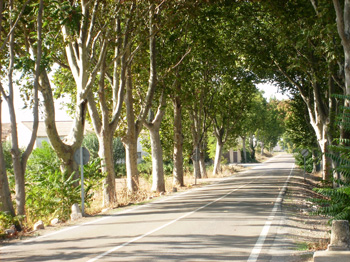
[
  {"xmin": 247, "ymin": 164, "xmax": 295, "ymax": 262},
  {"xmin": 87, "ymin": 173, "xmax": 267, "ymax": 262},
  {"xmin": 0, "ymin": 158, "xmax": 270, "ymax": 251}
]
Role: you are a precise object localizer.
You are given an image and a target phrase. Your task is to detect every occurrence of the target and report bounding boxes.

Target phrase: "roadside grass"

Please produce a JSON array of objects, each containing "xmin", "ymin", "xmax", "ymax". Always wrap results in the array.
[
  {"xmin": 1, "ymin": 152, "xmax": 264, "ymax": 239},
  {"xmin": 295, "ymin": 242, "xmax": 309, "ymax": 251},
  {"xmin": 295, "ymin": 238, "xmax": 328, "ymax": 252},
  {"xmin": 85, "ymin": 162, "xmax": 249, "ymax": 216}
]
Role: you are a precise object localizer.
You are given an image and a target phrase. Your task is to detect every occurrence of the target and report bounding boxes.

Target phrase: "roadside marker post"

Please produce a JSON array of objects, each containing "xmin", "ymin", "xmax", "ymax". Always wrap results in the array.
[
  {"xmin": 301, "ymin": 149, "xmax": 309, "ymax": 180},
  {"xmin": 74, "ymin": 147, "xmax": 90, "ymax": 216}
]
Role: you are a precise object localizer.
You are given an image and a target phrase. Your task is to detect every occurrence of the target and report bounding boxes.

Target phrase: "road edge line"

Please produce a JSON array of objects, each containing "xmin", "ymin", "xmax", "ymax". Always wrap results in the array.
[{"xmin": 247, "ymin": 163, "xmax": 295, "ymax": 262}]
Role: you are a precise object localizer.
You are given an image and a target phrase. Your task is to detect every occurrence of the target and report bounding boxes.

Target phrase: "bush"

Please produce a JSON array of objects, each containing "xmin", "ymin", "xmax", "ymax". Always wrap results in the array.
[
  {"xmin": 82, "ymin": 133, "xmax": 125, "ymax": 163},
  {"xmin": 138, "ymin": 161, "xmax": 152, "ymax": 181},
  {"xmin": 310, "ymin": 94, "xmax": 350, "ymax": 223},
  {"xmin": 164, "ymin": 161, "xmax": 174, "ymax": 176},
  {"xmin": 0, "ymin": 211, "xmax": 24, "ymax": 235},
  {"xmin": 240, "ymin": 149, "xmax": 255, "ymax": 163},
  {"xmin": 25, "ymin": 142, "xmax": 97, "ymax": 224},
  {"xmin": 115, "ymin": 163, "xmax": 126, "ymax": 178},
  {"xmin": 294, "ymin": 151, "xmax": 313, "ymax": 173},
  {"xmin": 26, "ymin": 170, "xmax": 80, "ymax": 224}
]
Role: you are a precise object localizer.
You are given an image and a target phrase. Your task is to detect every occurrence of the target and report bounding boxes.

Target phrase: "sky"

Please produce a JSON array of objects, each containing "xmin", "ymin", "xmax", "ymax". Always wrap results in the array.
[
  {"xmin": 1, "ymin": 82, "xmax": 289, "ymax": 124},
  {"xmin": 1, "ymin": 91, "xmax": 72, "ymax": 123},
  {"xmin": 257, "ymin": 83, "xmax": 289, "ymax": 101}
]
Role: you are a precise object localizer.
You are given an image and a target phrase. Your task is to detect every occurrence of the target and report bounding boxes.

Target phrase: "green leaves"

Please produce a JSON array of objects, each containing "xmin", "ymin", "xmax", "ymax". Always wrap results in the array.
[{"xmin": 26, "ymin": 169, "xmax": 80, "ymax": 224}]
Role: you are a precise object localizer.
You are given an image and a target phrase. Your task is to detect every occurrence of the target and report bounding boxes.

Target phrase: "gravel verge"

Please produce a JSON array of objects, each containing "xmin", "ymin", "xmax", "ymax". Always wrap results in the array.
[{"xmin": 273, "ymin": 169, "xmax": 331, "ymax": 262}]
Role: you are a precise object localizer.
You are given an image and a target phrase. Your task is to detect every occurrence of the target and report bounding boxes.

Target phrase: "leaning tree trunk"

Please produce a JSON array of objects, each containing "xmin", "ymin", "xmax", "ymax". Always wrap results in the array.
[
  {"xmin": 213, "ymin": 139, "xmax": 223, "ymax": 175},
  {"xmin": 260, "ymin": 142, "xmax": 264, "ymax": 155},
  {"xmin": 172, "ymin": 96, "xmax": 184, "ymax": 187}
]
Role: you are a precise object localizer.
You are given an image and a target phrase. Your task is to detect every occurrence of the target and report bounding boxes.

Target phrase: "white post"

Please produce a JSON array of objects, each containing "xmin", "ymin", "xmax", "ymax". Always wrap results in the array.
[{"xmin": 80, "ymin": 147, "xmax": 84, "ymax": 216}]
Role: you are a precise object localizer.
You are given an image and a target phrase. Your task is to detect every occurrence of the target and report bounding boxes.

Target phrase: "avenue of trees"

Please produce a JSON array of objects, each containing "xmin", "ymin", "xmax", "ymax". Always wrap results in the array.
[{"xmin": 1, "ymin": 0, "xmax": 349, "ymax": 224}]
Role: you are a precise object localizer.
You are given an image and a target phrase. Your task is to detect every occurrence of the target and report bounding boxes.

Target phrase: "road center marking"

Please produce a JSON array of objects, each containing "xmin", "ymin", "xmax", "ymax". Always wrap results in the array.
[
  {"xmin": 87, "ymin": 173, "xmax": 266, "ymax": 262},
  {"xmin": 247, "ymin": 164, "xmax": 295, "ymax": 262}
]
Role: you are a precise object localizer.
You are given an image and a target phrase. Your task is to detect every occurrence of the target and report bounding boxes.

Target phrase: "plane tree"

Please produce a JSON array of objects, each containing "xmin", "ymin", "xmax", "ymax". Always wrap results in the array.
[
  {"xmin": 0, "ymin": 0, "xmax": 43, "ymax": 216},
  {"xmin": 35, "ymin": 0, "xmax": 111, "ymax": 189},
  {"xmin": 239, "ymin": 91, "xmax": 267, "ymax": 162},
  {"xmin": 210, "ymin": 71, "xmax": 257, "ymax": 175},
  {"xmin": 236, "ymin": 0, "xmax": 343, "ymax": 180},
  {"xmin": 257, "ymin": 99, "xmax": 286, "ymax": 153},
  {"xmin": 85, "ymin": 2, "xmax": 135, "ymax": 206}
]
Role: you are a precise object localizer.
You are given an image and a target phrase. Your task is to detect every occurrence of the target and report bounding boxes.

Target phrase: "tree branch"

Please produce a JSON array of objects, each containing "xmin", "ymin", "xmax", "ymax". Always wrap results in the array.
[
  {"xmin": 333, "ymin": 0, "xmax": 348, "ymax": 43},
  {"xmin": 86, "ymin": 0, "xmax": 99, "ymax": 48},
  {"xmin": 22, "ymin": 0, "xmax": 43, "ymax": 162},
  {"xmin": 0, "ymin": 0, "xmax": 31, "ymax": 52}
]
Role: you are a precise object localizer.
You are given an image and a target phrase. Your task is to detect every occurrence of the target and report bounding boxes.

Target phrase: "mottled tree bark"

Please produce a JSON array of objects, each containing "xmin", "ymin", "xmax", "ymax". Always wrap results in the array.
[{"xmin": 172, "ymin": 96, "xmax": 184, "ymax": 186}]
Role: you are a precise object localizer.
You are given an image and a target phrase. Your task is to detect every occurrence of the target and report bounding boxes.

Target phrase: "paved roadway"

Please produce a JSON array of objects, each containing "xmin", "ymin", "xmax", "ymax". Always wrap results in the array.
[{"xmin": 0, "ymin": 154, "xmax": 295, "ymax": 261}]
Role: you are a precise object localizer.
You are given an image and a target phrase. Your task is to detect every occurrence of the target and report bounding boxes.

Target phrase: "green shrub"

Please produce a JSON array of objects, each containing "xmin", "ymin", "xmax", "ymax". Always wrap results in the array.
[
  {"xmin": 294, "ymin": 151, "xmax": 313, "ymax": 173},
  {"xmin": 26, "ymin": 141, "xmax": 60, "ymax": 174},
  {"xmin": 138, "ymin": 161, "xmax": 152, "ymax": 181},
  {"xmin": 25, "ymin": 142, "xmax": 96, "ymax": 224},
  {"xmin": 26, "ymin": 170, "xmax": 80, "ymax": 224},
  {"xmin": 240, "ymin": 150, "xmax": 255, "ymax": 163},
  {"xmin": 310, "ymin": 94, "xmax": 350, "ymax": 223},
  {"xmin": 115, "ymin": 163, "xmax": 126, "ymax": 178},
  {"xmin": 0, "ymin": 211, "xmax": 24, "ymax": 235},
  {"xmin": 82, "ymin": 133, "xmax": 126, "ymax": 163},
  {"xmin": 164, "ymin": 161, "xmax": 174, "ymax": 176}
]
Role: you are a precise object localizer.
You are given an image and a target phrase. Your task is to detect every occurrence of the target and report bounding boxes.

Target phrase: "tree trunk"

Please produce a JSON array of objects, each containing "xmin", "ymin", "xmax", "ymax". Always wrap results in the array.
[
  {"xmin": 149, "ymin": 125, "xmax": 165, "ymax": 192},
  {"xmin": 213, "ymin": 139, "xmax": 223, "ymax": 175},
  {"xmin": 312, "ymin": 149, "xmax": 318, "ymax": 173},
  {"xmin": 0, "ymin": 100, "xmax": 13, "ymax": 215},
  {"xmin": 320, "ymin": 129, "xmax": 331, "ymax": 181},
  {"xmin": 2, "ymin": 0, "xmax": 43, "ymax": 216},
  {"xmin": 124, "ymin": 137, "xmax": 139, "ymax": 192},
  {"xmin": 7, "ymin": 8, "xmax": 25, "ymax": 215},
  {"xmin": 192, "ymin": 144, "xmax": 201, "ymax": 179},
  {"xmin": 0, "ymin": 143, "xmax": 15, "ymax": 216},
  {"xmin": 122, "ymin": 4, "xmax": 158, "ymax": 192},
  {"xmin": 98, "ymin": 133, "xmax": 117, "ymax": 207},
  {"xmin": 242, "ymin": 136, "xmax": 247, "ymax": 163},
  {"xmin": 199, "ymin": 142, "xmax": 207, "ymax": 178},
  {"xmin": 172, "ymin": 96, "xmax": 184, "ymax": 187},
  {"xmin": 123, "ymin": 69, "xmax": 139, "ymax": 192},
  {"xmin": 12, "ymin": 157, "xmax": 25, "ymax": 215},
  {"xmin": 249, "ymin": 135, "xmax": 256, "ymax": 161}
]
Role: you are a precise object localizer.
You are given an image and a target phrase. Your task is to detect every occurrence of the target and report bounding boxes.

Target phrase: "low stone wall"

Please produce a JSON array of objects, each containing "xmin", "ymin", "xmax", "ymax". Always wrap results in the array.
[{"xmin": 314, "ymin": 220, "xmax": 350, "ymax": 262}]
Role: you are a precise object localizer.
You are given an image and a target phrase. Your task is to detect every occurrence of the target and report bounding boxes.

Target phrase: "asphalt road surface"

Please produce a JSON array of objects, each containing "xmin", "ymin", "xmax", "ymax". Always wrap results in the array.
[{"xmin": 0, "ymin": 154, "xmax": 296, "ymax": 262}]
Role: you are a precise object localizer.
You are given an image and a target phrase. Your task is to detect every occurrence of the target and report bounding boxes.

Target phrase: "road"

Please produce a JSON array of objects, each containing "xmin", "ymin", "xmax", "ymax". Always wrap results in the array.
[{"xmin": 0, "ymin": 154, "xmax": 296, "ymax": 262}]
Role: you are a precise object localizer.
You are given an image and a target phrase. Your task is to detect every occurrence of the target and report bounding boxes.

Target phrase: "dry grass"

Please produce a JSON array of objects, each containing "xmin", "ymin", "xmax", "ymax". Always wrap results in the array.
[{"xmin": 85, "ymin": 163, "xmax": 249, "ymax": 216}]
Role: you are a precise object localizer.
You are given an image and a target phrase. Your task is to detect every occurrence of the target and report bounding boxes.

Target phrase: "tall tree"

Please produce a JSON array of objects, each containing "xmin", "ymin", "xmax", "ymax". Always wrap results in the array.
[
  {"xmin": 38, "ymin": 0, "xmax": 108, "ymax": 185},
  {"xmin": 122, "ymin": 1, "xmax": 158, "ymax": 192},
  {"xmin": 238, "ymin": 0, "xmax": 342, "ymax": 180},
  {"xmin": 211, "ymin": 73, "xmax": 256, "ymax": 175},
  {"xmin": 0, "ymin": 0, "xmax": 43, "ymax": 216},
  {"xmin": 86, "ymin": 2, "xmax": 135, "ymax": 207}
]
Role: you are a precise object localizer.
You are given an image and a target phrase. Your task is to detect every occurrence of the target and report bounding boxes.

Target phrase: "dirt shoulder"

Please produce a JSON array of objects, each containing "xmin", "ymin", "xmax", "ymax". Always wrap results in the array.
[
  {"xmin": 277, "ymin": 169, "xmax": 330, "ymax": 262},
  {"xmin": 2, "ymin": 155, "xmax": 330, "ymax": 262}
]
